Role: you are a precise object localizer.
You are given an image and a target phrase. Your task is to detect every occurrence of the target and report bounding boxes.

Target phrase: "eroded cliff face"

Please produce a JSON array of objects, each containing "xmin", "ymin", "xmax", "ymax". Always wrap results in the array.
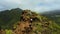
[{"xmin": 11, "ymin": 10, "xmax": 52, "ymax": 34}]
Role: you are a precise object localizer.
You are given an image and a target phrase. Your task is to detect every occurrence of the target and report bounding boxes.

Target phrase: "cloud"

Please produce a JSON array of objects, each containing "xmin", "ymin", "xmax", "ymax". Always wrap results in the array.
[{"xmin": 0, "ymin": 0, "xmax": 60, "ymax": 12}]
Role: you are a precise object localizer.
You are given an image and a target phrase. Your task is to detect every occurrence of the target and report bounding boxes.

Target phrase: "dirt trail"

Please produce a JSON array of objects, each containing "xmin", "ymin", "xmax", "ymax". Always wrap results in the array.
[
  {"xmin": 12, "ymin": 10, "xmax": 50, "ymax": 34},
  {"xmin": 12, "ymin": 10, "xmax": 35, "ymax": 34},
  {"xmin": 0, "ymin": 10, "xmax": 51, "ymax": 34}
]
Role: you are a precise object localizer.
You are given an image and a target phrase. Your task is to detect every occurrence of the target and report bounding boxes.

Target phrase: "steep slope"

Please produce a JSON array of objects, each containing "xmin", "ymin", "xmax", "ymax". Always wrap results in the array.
[
  {"xmin": 0, "ymin": 9, "xmax": 60, "ymax": 34},
  {"xmin": 0, "ymin": 8, "xmax": 23, "ymax": 29},
  {"xmin": 12, "ymin": 10, "xmax": 60, "ymax": 34},
  {"xmin": 41, "ymin": 10, "xmax": 60, "ymax": 26}
]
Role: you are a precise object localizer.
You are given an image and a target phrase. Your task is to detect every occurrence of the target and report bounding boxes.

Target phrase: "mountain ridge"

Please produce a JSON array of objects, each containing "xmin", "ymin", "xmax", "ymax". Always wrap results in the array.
[{"xmin": 0, "ymin": 8, "xmax": 60, "ymax": 34}]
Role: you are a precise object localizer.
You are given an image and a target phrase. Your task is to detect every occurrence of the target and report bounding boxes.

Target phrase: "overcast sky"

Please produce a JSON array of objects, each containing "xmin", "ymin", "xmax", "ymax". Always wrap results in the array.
[{"xmin": 0, "ymin": 0, "xmax": 60, "ymax": 12}]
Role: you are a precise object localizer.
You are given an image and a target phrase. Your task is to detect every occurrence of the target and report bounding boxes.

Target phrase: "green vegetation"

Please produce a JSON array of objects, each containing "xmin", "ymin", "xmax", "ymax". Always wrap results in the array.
[
  {"xmin": 0, "ymin": 8, "xmax": 60, "ymax": 34},
  {"xmin": 0, "ymin": 8, "xmax": 23, "ymax": 29},
  {"xmin": 41, "ymin": 10, "xmax": 60, "ymax": 26}
]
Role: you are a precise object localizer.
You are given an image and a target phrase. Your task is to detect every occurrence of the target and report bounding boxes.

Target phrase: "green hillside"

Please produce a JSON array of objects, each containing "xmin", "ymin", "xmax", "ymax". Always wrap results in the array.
[
  {"xmin": 0, "ymin": 8, "xmax": 60, "ymax": 34},
  {"xmin": 41, "ymin": 10, "xmax": 60, "ymax": 26},
  {"xmin": 0, "ymin": 8, "xmax": 23, "ymax": 29}
]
